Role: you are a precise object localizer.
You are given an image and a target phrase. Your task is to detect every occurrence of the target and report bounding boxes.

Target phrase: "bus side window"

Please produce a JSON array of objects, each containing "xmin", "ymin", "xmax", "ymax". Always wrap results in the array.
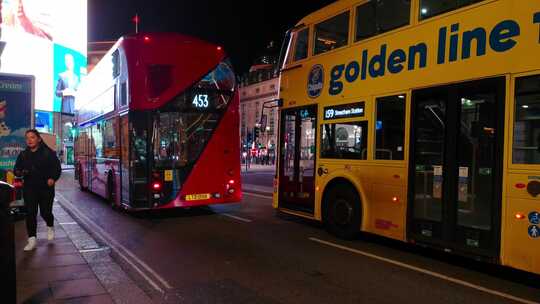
[
  {"xmin": 375, "ymin": 94, "xmax": 406, "ymax": 160},
  {"xmin": 120, "ymin": 82, "xmax": 127, "ymax": 106},
  {"xmin": 314, "ymin": 11, "xmax": 350, "ymax": 55},
  {"xmin": 419, "ymin": 0, "xmax": 484, "ymax": 20},
  {"xmin": 294, "ymin": 28, "xmax": 309, "ymax": 61},
  {"xmin": 513, "ymin": 75, "xmax": 540, "ymax": 164},
  {"xmin": 356, "ymin": 0, "xmax": 410, "ymax": 41},
  {"xmin": 321, "ymin": 121, "xmax": 368, "ymax": 160}
]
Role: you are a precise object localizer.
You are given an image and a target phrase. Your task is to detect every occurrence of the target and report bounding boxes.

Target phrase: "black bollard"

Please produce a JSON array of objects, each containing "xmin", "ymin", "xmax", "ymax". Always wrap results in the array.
[{"xmin": 0, "ymin": 181, "xmax": 16, "ymax": 304}]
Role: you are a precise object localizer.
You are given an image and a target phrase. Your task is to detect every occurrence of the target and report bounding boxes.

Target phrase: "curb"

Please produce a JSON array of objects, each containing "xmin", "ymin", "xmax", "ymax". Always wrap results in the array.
[{"xmin": 54, "ymin": 197, "xmax": 153, "ymax": 304}]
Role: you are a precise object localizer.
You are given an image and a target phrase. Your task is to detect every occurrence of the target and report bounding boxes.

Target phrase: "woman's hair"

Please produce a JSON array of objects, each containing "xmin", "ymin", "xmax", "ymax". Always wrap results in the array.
[{"xmin": 25, "ymin": 129, "xmax": 42, "ymax": 140}]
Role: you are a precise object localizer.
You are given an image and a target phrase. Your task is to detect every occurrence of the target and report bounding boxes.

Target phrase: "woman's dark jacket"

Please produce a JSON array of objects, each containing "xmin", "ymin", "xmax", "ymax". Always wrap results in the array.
[{"xmin": 14, "ymin": 144, "xmax": 62, "ymax": 190}]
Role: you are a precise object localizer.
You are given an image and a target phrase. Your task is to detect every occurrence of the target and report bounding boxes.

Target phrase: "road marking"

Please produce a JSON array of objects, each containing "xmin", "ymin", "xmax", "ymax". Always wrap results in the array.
[
  {"xmin": 222, "ymin": 213, "xmax": 253, "ymax": 223},
  {"xmin": 310, "ymin": 237, "xmax": 538, "ymax": 304},
  {"xmin": 59, "ymin": 222, "xmax": 77, "ymax": 225},
  {"xmin": 56, "ymin": 193, "xmax": 172, "ymax": 293},
  {"xmin": 79, "ymin": 247, "xmax": 110, "ymax": 253},
  {"xmin": 243, "ymin": 192, "xmax": 273, "ymax": 200}
]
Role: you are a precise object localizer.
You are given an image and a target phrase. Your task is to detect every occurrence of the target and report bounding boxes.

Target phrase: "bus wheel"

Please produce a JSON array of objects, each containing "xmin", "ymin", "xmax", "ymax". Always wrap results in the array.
[
  {"xmin": 323, "ymin": 183, "xmax": 361, "ymax": 240},
  {"xmin": 78, "ymin": 164, "xmax": 87, "ymax": 191},
  {"xmin": 107, "ymin": 174, "xmax": 116, "ymax": 209}
]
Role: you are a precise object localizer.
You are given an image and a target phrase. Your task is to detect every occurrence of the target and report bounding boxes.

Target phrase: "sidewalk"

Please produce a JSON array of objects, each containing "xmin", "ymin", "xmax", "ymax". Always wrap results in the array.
[
  {"xmin": 15, "ymin": 201, "xmax": 151, "ymax": 303},
  {"xmin": 61, "ymin": 164, "xmax": 74, "ymax": 171},
  {"xmin": 241, "ymin": 164, "xmax": 276, "ymax": 173}
]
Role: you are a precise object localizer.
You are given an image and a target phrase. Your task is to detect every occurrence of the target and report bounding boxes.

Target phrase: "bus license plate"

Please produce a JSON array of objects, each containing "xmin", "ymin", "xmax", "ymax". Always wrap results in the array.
[{"xmin": 185, "ymin": 193, "xmax": 211, "ymax": 201}]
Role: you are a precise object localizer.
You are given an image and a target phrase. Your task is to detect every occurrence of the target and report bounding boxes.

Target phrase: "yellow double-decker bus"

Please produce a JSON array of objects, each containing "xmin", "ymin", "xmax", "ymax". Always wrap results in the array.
[{"xmin": 274, "ymin": 0, "xmax": 540, "ymax": 275}]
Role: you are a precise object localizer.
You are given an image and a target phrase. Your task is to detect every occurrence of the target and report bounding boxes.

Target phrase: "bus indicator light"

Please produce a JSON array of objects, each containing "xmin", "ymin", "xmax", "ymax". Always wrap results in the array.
[{"xmin": 515, "ymin": 213, "xmax": 525, "ymax": 220}]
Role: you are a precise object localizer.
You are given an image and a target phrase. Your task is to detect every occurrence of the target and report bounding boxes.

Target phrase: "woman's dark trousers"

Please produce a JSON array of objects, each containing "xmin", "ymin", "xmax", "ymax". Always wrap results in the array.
[{"xmin": 24, "ymin": 188, "xmax": 54, "ymax": 238}]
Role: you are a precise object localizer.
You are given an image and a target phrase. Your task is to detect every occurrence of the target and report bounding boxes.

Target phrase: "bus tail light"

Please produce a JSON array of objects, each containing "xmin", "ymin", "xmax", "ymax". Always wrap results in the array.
[
  {"xmin": 228, "ymin": 179, "xmax": 235, "ymax": 185},
  {"xmin": 392, "ymin": 196, "xmax": 399, "ymax": 203},
  {"xmin": 152, "ymin": 182, "xmax": 162, "ymax": 191},
  {"xmin": 515, "ymin": 213, "xmax": 525, "ymax": 220},
  {"xmin": 12, "ymin": 178, "xmax": 23, "ymax": 188}
]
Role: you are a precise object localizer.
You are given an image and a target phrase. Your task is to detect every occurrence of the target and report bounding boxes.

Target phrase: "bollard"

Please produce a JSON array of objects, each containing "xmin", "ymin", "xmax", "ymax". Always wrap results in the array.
[{"xmin": 0, "ymin": 181, "xmax": 16, "ymax": 304}]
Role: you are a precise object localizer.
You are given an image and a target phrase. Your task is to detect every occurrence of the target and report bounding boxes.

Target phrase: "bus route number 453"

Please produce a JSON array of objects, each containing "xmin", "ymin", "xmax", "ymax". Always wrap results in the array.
[{"xmin": 193, "ymin": 94, "xmax": 209, "ymax": 108}]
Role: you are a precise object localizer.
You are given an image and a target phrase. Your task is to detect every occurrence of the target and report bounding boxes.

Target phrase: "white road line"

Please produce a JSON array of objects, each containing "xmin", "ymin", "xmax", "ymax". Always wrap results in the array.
[
  {"xmin": 309, "ymin": 237, "xmax": 539, "ymax": 304},
  {"xmin": 79, "ymin": 247, "xmax": 109, "ymax": 253},
  {"xmin": 243, "ymin": 192, "xmax": 273, "ymax": 200},
  {"xmin": 59, "ymin": 222, "xmax": 77, "ymax": 225},
  {"xmin": 222, "ymin": 213, "xmax": 253, "ymax": 223},
  {"xmin": 56, "ymin": 193, "xmax": 172, "ymax": 293}
]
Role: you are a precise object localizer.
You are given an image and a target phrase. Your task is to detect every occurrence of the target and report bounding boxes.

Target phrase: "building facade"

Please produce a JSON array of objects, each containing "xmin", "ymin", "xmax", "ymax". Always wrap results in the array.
[{"xmin": 239, "ymin": 71, "xmax": 279, "ymax": 165}]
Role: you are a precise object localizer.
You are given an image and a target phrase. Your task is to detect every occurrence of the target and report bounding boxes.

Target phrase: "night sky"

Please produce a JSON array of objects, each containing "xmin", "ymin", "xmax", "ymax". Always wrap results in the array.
[{"xmin": 89, "ymin": 0, "xmax": 336, "ymax": 73}]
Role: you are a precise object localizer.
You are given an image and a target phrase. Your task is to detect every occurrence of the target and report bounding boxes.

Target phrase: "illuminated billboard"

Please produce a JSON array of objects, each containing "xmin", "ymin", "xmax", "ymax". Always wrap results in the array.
[{"xmin": 0, "ymin": 0, "xmax": 87, "ymax": 113}]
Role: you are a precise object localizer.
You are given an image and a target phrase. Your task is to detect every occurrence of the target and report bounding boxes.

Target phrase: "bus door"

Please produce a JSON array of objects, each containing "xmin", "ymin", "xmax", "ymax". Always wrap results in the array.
[
  {"xmin": 279, "ymin": 106, "xmax": 317, "ymax": 213},
  {"xmin": 409, "ymin": 77, "xmax": 505, "ymax": 258},
  {"xmin": 120, "ymin": 114, "xmax": 130, "ymax": 204},
  {"xmin": 130, "ymin": 111, "xmax": 151, "ymax": 208}
]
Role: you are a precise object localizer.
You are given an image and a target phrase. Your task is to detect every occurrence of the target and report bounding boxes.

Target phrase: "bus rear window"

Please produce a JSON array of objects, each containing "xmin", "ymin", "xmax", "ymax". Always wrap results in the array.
[
  {"xmin": 314, "ymin": 11, "xmax": 350, "ymax": 55},
  {"xmin": 321, "ymin": 121, "xmax": 368, "ymax": 159},
  {"xmin": 513, "ymin": 75, "xmax": 540, "ymax": 164},
  {"xmin": 419, "ymin": 0, "xmax": 484, "ymax": 20}
]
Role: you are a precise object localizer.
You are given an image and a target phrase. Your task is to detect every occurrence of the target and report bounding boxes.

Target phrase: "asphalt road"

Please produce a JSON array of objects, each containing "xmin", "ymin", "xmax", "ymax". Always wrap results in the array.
[{"xmin": 54, "ymin": 170, "xmax": 540, "ymax": 304}]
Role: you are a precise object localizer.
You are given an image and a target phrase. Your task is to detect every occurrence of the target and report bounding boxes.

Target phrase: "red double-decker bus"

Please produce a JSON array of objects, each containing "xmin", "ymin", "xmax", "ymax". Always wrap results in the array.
[{"xmin": 74, "ymin": 33, "xmax": 241, "ymax": 210}]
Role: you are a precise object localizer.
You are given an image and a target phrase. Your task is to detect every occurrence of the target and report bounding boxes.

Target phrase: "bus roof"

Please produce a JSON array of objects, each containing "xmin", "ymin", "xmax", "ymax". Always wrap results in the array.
[{"xmin": 296, "ymin": 0, "xmax": 353, "ymax": 27}]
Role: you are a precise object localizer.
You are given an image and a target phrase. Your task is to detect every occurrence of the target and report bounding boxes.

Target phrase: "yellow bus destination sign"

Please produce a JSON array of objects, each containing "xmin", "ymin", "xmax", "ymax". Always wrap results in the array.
[{"xmin": 324, "ymin": 102, "xmax": 365, "ymax": 120}]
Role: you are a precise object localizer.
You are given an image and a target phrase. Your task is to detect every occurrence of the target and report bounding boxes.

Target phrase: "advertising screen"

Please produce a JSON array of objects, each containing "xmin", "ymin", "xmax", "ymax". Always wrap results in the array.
[
  {"xmin": 0, "ymin": 0, "xmax": 87, "ymax": 114},
  {"xmin": 0, "ymin": 74, "xmax": 32, "ymax": 181}
]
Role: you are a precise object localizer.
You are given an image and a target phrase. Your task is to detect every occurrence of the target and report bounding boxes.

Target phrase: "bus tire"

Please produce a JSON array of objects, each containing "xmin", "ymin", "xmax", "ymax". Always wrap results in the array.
[
  {"xmin": 323, "ymin": 182, "xmax": 361, "ymax": 240},
  {"xmin": 107, "ymin": 173, "xmax": 116, "ymax": 209},
  {"xmin": 78, "ymin": 164, "xmax": 87, "ymax": 191}
]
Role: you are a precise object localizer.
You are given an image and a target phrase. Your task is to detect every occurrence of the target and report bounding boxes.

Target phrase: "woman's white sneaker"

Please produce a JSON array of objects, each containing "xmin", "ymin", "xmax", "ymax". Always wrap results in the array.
[
  {"xmin": 47, "ymin": 227, "xmax": 55, "ymax": 241},
  {"xmin": 24, "ymin": 237, "xmax": 37, "ymax": 251}
]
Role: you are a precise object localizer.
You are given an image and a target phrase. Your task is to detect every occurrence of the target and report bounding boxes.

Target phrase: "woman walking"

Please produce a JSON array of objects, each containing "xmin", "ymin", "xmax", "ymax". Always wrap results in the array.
[{"xmin": 14, "ymin": 129, "xmax": 61, "ymax": 251}]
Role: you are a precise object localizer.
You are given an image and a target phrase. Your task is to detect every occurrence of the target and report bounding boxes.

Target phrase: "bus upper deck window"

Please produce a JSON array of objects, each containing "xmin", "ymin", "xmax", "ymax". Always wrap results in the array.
[
  {"xmin": 314, "ymin": 11, "xmax": 350, "ymax": 56},
  {"xmin": 294, "ymin": 28, "xmax": 309, "ymax": 61},
  {"xmin": 419, "ymin": 0, "xmax": 483, "ymax": 20},
  {"xmin": 356, "ymin": 0, "xmax": 410, "ymax": 41}
]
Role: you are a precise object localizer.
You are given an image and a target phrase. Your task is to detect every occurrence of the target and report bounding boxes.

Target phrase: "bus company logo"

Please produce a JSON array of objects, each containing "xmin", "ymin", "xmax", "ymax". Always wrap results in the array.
[{"xmin": 307, "ymin": 64, "xmax": 324, "ymax": 98}]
